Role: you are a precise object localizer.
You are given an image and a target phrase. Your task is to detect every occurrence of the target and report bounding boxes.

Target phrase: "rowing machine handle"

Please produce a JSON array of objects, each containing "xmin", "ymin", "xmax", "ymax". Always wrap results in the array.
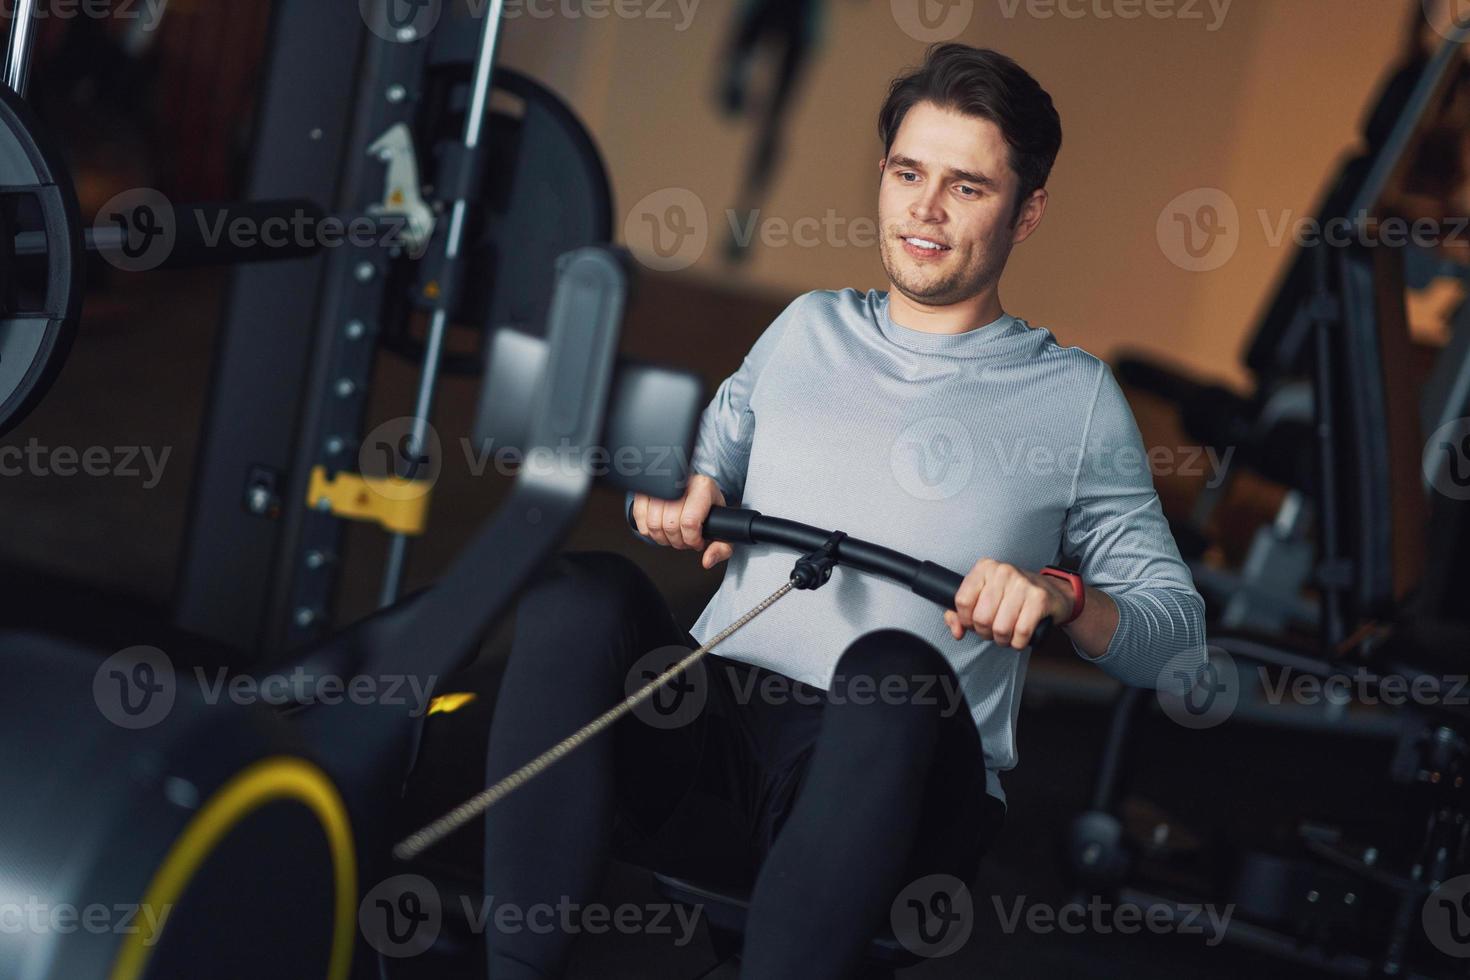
[
  {"xmin": 909, "ymin": 560, "xmax": 1054, "ymax": 645},
  {"xmin": 623, "ymin": 494, "xmax": 759, "ymax": 546},
  {"xmin": 698, "ymin": 504, "xmax": 1054, "ymax": 645},
  {"xmin": 702, "ymin": 504, "xmax": 757, "ymax": 544},
  {"xmin": 626, "ymin": 498, "xmax": 1054, "ymax": 645}
]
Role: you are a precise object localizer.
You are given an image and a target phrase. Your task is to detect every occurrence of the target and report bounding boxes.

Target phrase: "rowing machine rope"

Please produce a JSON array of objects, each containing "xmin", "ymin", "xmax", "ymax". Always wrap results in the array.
[{"xmin": 392, "ymin": 579, "xmax": 795, "ymax": 862}]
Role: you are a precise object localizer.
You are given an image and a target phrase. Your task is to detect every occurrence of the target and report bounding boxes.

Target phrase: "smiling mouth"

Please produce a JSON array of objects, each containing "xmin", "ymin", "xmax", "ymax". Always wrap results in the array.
[{"xmin": 901, "ymin": 235, "xmax": 952, "ymax": 254}]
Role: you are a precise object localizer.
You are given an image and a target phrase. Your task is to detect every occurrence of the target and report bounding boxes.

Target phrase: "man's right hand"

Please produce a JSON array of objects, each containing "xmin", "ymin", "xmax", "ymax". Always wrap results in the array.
[{"xmin": 631, "ymin": 474, "xmax": 733, "ymax": 569}]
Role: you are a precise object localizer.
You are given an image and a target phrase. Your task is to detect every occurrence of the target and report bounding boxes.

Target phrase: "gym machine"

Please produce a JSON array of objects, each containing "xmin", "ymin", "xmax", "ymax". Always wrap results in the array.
[
  {"xmin": 166, "ymin": 0, "xmax": 615, "ymax": 661},
  {"xmin": 0, "ymin": 2, "xmax": 708, "ymax": 978},
  {"xmin": 1065, "ymin": 25, "xmax": 1470, "ymax": 980},
  {"xmin": 0, "ymin": 0, "xmax": 615, "ymax": 666},
  {"xmin": 1117, "ymin": 33, "xmax": 1470, "ymax": 636},
  {"xmin": 0, "ymin": 240, "xmax": 702, "ymax": 980}
]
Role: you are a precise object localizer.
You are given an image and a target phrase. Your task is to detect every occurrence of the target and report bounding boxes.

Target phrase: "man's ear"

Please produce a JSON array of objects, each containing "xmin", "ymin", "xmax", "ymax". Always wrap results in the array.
[{"xmin": 1012, "ymin": 188, "xmax": 1049, "ymax": 245}]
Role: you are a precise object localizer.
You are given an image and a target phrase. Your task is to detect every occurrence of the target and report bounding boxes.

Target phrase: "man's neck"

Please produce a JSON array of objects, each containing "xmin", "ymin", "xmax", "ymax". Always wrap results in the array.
[{"xmin": 887, "ymin": 286, "xmax": 1005, "ymax": 336}]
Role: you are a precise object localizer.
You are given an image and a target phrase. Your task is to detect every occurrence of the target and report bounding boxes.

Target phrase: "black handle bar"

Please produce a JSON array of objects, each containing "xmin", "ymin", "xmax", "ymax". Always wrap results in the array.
[{"xmin": 628, "ymin": 498, "xmax": 1052, "ymax": 646}]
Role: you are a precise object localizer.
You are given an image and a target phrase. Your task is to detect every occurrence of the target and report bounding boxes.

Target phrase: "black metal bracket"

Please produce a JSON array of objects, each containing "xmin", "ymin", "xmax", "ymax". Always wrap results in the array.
[{"xmin": 790, "ymin": 530, "xmax": 846, "ymax": 591}]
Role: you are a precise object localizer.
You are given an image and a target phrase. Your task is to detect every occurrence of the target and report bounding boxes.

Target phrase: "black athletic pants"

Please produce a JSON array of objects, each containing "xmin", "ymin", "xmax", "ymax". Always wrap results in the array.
[{"xmin": 483, "ymin": 551, "xmax": 1005, "ymax": 978}]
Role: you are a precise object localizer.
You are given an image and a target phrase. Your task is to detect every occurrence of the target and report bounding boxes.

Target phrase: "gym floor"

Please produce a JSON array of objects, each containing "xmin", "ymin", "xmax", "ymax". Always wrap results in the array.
[{"xmin": 0, "ymin": 266, "xmax": 1378, "ymax": 979}]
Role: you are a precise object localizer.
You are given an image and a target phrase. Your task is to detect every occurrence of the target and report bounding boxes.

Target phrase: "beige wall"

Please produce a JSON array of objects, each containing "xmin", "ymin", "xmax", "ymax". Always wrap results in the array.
[{"xmin": 497, "ymin": 0, "xmax": 1411, "ymax": 387}]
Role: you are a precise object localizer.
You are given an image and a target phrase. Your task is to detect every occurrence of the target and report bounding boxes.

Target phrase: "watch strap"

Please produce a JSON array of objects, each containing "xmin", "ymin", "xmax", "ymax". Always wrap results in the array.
[{"xmin": 1040, "ymin": 565, "xmax": 1085, "ymax": 626}]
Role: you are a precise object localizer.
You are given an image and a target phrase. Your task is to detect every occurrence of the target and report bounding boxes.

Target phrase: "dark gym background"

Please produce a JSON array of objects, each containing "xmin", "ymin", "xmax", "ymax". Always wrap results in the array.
[{"xmin": 1, "ymin": 1, "xmax": 1460, "ymax": 977}]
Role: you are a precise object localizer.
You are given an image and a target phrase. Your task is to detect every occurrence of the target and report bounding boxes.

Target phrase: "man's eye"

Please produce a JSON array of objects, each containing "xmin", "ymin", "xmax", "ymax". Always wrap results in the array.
[
  {"xmin": 898, "ymin": 171, "xmax": 918, "ymax": 182},
  {"xmin": 957, "ymin": 185, "xmax": 977, "ymax": 197}
]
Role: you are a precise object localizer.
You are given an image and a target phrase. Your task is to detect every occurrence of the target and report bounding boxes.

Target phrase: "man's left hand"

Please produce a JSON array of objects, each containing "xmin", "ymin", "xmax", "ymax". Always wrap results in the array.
[{"xmin": 945, "ymin": 558, "xmax": 1075, "ymax": 648}]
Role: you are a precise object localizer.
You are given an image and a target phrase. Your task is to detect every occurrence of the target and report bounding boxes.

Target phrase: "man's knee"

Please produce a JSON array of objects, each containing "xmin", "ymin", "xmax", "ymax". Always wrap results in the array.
[
  {"xmin": 825, "ymin": 630, "xmax": 961, "ymax": 743},
  {"xmin": 836, "ymin": 628, "xmax": 953, "ymax": 686},
  {"xmin": 519, "ymin": 550, "xmax": 657, "ymax": 625}
]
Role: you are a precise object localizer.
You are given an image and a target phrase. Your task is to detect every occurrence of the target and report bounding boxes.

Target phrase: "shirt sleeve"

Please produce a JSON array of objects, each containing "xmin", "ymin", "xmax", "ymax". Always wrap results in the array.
[
  {"xmin": 689, "ymin": 294, "xmax": 806, "ymax": 503},
  {"xmin": 1061, "ymin": 361, "xmax": 1209, "ymax": 692}
]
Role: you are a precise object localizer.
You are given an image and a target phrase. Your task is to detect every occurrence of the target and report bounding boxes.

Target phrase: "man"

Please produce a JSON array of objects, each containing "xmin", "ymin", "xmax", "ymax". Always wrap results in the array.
[{"xmin": 483, "ymin": 43, "xmax": 1206, "ymax": 978}]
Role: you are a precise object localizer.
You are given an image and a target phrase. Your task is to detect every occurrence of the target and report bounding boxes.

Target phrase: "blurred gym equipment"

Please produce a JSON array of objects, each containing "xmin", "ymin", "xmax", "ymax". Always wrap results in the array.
[
  {"xmin": 1116, "ymin": 32, "xmax": 1470, "ymax": 636},
  {"xmin": 0, "ymin": 243, "xmax": 702, "ymax": 980},
  {"xmin": 0, "ymin": 2, "xmax": 706, "ymax": 978},
  {"xmin": 1067, "ymin": 26, "xmax": 1470, "ymax": 980}
]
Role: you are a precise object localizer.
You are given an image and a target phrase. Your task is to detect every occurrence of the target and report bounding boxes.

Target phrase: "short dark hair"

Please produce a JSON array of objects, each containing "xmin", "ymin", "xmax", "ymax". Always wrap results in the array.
[{"xmin": 878, "ymin": 44, "xmax": 1062, "ymax": 224}]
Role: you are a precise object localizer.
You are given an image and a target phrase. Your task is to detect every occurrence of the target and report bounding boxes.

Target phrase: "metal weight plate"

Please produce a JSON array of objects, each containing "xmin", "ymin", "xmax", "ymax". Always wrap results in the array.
[
  {"xmin": 474, "ymin": 69, "xmax": 613, "ymax": 336},
  {"xmin": 0, "ymin": 82, "xmax": 82, "ymax": 438},
  {"xmin": 381, "ymin": 66, "xmax": 613, "ymax": 374}
]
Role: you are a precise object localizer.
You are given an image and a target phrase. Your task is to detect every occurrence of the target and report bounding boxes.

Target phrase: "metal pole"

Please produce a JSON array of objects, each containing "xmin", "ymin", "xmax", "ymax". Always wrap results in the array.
[
  {"xmin": 1350, "ymin": 24, "xmax": 1470, "ymax": 225},
  {"xmin": 379, "ymin": 0, "xmax": 505, "ymax": 606},
  {"xmin": 4, "ymin": 0, "xmax": 39, "ymax": 97}
]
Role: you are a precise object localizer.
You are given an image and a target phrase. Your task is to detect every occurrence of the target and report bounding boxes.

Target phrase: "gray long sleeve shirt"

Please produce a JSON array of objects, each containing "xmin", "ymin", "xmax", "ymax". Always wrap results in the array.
[{"xmin": 684, "ymin": 288, "xmax": 1208, "ymax": 803}]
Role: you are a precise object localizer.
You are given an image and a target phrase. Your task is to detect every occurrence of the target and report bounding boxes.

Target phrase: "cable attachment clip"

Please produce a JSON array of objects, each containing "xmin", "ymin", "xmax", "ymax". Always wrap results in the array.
[{"xmin": 791, "ymin": 530, "xmax": 846, "ymax": 591}]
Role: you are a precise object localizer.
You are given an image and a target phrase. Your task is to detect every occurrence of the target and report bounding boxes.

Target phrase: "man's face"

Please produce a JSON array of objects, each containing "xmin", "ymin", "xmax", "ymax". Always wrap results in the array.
[{"xmin": 877, "ymin": 101, "xmax": 1041, "ymax": 307}]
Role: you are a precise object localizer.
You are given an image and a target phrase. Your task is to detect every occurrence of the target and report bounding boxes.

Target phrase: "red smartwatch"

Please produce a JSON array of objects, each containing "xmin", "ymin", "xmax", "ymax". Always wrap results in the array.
[{"xmin": 1040, "ymin": 565, "xmax": 1085, "ymax": 626}]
